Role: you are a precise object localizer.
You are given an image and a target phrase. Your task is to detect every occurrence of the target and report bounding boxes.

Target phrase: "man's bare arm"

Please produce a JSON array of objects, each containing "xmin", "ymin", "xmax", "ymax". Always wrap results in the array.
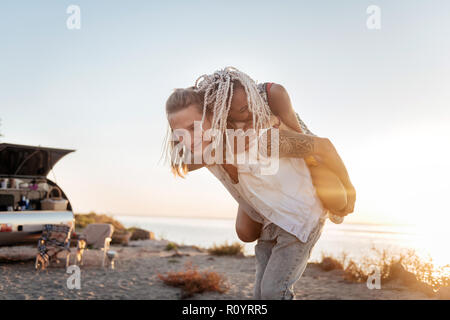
[
  {"xmin": 314, "ymin": 137, "xmax": 356, "ymax": 213},
  {"xmin": 270, "ymin": 129, "xmax": 356, "ymax": 213},
  {"xmin": 277, "ymin": 131, "xmax": 351, "ymax": 186},
  {"xmin": 276, "ymin": 129, "xmax": 317, "ymax": 158}
]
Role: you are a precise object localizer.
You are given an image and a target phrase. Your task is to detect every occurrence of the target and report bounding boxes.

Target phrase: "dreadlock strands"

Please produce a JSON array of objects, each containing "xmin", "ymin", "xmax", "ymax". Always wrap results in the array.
[
  {"xmin": 164, "ymin": 66, "xmax": 273, "ymax": 175},
  {"xmin": 194, "ymin": 67, "xmax": 272, "ymax": 152}
]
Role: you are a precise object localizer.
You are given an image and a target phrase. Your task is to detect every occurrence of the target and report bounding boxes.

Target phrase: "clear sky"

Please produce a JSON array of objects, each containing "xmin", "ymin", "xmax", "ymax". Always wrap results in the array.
[{"xmin": 1, "ymin": 1, "xmax": 449, "ymax": 227}]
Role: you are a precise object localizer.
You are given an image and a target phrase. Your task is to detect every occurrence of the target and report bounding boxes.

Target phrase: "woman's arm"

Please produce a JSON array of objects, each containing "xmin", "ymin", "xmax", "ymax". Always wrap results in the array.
[{"xmin": 267, "ymin": 83, "xmax": 303, "ymax": 133}]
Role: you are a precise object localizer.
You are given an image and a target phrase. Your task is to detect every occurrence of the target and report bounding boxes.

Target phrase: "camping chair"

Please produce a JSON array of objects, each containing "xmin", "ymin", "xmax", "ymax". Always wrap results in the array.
[
  {"xmin": 35, "ymin": 224, "xmax": 73, "ymax": 271},
  {"xmin": 75, "ymin": 223, "xmax": 114, "ymax": 268}
]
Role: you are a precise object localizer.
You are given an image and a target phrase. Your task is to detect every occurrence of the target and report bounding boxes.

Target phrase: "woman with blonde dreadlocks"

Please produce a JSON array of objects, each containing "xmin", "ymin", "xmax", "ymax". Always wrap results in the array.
[
  {"xmin": 192, "ymin": 67, "xmax": 352, "ymax": 239},
  {"xmin": 165, "ymin": 66, "xmax": 356, "ymax": 299}
]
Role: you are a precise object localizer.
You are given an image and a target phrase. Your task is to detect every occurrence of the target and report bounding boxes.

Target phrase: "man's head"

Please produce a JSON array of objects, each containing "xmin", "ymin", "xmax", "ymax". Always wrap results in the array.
[
  {"xmin": 166, "ymin": 87, "xmax": 213, "ymax": 151},
  {"xmin": 164, "ymin": 67, "xmax": 272, "ymax": 176},
  {"xmin": 164, "ymin": 87, "xmax": 213, "ymax": 176}
]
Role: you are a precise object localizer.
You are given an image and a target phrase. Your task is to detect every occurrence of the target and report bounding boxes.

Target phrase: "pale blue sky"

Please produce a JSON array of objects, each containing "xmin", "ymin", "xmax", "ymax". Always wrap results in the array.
[{"xmin": 1, "ymin": 1, "xmax": 449, "ymax": 226}]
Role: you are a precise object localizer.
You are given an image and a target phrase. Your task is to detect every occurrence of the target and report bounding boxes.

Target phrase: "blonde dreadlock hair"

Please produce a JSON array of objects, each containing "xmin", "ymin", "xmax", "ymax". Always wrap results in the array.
[
  {"xmin": 163, "ymin": 67, "xmax": 272, "ymax": 177},
  {"xmin": 194, "ymin": 66, "xmax": 272, "ymax": 150}
]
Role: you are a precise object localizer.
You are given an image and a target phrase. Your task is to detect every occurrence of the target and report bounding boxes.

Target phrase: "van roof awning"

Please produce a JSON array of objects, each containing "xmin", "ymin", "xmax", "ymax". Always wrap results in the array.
[{"xmin": 0, "ymin": 143, "xmax": 75, "ymax": 177}]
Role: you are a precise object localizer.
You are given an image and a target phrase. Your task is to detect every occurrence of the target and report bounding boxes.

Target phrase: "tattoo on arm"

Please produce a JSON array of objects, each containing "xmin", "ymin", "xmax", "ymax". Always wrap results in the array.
[
  {"xmin": 263, "ymin": 129, "xmax": 315, "ymax": 159},
  {"xmin": 278, "ymin": 130, "xmax": 315, "ymax": 158}
]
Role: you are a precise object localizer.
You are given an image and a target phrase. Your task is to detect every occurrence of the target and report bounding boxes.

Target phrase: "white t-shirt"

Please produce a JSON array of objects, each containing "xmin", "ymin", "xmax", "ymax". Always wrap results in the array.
[
  {"xmin": 208, "ymin": 156, "xmax": 327, "ymax": 243},
  {"xmin": 236, "ymin": 155, "xmax": 327, "ymax": 242}
]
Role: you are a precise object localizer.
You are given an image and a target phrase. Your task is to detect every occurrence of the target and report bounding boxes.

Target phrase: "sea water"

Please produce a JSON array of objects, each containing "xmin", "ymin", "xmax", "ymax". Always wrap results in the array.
[{"xmin": 115, "ymin": 215, "xmax": 449, "ymax": 267}]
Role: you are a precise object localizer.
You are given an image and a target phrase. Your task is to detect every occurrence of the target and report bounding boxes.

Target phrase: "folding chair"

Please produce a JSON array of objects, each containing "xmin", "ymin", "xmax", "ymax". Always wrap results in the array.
[
  {"xmin": 35, "ymin": 224, "xmax": 73, "ymax": 271},
  {"xmin": 75, "ymin": 223, "xmax": 114, "ymax": 268}
]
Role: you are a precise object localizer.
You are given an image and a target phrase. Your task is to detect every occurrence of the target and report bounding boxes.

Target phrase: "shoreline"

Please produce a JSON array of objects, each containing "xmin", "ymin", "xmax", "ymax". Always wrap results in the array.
[{"xmin": 108, "ymin": 213, "xmax": 416, "ymax": 228}]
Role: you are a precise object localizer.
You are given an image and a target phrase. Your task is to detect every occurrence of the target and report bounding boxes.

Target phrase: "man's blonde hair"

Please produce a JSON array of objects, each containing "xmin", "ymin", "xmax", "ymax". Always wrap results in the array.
[
  {"xmin": 163, "ymin": 66, "xmax": 271, "ymax": 177},
  {"xmin": 163, "ymin": 87, "xmax": 205, "ymax": 177}
]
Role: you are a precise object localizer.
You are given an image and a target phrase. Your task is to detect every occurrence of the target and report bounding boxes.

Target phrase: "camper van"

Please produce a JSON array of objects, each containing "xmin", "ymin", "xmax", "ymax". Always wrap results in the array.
[{"xmin": 0, "ymin": 143, "xmax": 75, "ymax": 245}]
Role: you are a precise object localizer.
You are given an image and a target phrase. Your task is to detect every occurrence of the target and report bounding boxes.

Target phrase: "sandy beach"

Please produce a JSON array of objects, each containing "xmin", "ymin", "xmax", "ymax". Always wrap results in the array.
[{"xmin": 0, "ymin": 239, "xmax": 432, "ymax": 300}]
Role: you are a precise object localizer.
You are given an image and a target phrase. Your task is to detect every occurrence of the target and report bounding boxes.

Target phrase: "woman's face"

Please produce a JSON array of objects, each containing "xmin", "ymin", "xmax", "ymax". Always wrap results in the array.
[{"xmin": 228, "ymin": 86, "xmax": 253, "ymax": 125}]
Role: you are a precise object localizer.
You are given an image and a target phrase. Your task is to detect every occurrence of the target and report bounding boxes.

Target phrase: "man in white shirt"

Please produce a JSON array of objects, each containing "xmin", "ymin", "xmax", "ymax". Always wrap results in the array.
[{"xmin": 165, "ymin": 80, "xmax": 355, "ymax": 299}]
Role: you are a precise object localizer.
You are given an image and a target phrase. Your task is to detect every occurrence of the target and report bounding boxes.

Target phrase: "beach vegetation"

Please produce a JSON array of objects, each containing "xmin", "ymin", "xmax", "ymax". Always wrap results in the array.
[
  {"xmin": 158, "ymin": 262, "xmax": 228, "ymax": 298},
  {"xmin": 165, "ymin": 242, "xmax": 178, "ymax": 251},
  {"xmin": 207, "ymin": 242, "xmax": 244, "ymax": 256},
  {"xmin": 316, "ymin": 247, "xmax": 449, "ymax": 295},
  {"xmin": 74, "ymin": 212, "xmax": 126, "ymax": 231}
]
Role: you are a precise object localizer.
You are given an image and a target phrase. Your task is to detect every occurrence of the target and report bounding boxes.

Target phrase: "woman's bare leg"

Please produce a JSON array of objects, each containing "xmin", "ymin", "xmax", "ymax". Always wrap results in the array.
[{"xmin": 235, "ymin": 205, "xmax": 262, "ymax": 242}]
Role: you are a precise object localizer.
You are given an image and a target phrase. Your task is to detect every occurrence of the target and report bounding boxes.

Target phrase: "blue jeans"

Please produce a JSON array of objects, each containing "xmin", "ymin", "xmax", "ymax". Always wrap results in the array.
[{"xmin": 253, "ymin": 217, "xmax": 325, "ymax": 300}]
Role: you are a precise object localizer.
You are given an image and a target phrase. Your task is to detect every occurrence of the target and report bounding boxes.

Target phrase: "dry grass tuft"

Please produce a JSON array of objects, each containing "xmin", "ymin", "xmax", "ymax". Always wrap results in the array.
[
  {"xmin": 317, "ymin": 254, "xmax": 345, "ymax": 272},
  {"xmin": 316, "ymin": 247, "xmax": 449, "ymax": 296},
  {"xmin": 158, "ymin": 262, "xmax": 228, "ymax": 298},
  {"xmin": 165, "ymin": 242, "xmax": 178, "ymax": 251},
  {"xmin": 74, "ymin": 212, "xmax": 126, "ymax": 231},
  {"xmin": 207, "ymin": 242, "xmax": 244, "ymax": 256}
]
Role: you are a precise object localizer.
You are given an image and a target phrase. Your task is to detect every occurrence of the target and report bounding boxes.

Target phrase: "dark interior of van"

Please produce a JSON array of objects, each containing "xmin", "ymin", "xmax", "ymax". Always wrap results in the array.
[
  {"xmin": 0, "ymin": 143, "xmax": 74, "ymax": 212},
  {"xmin": 0, "ymin": 178, "xmax": 71, "ymax": 212}
]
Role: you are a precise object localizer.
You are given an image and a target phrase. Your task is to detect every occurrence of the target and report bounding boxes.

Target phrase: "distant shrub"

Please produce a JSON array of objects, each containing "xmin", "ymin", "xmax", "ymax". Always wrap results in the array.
[
  {"xmin": 75, "ymin": 212, "xmax": 135, "ymax": 245},
  {"xmin": 158, "ymin": 262, "xmax": 228, "ymax": 298},
  {"xmin": 316, "ymin": 247, "xmax": 449, "ymax": 295},
  {"xmin": 165, "ymin": 242, "xmax": 178, "ymax": 251},
  {"xmin": 74, "ymin": 212, "xmax": 125, "ymax": 231},
  {"xmin": 207, "ymin": 242, "xmax": 244, "ymax": 256},
  {"xmin": 317, "ymin": 253, "xmax": 345, "ymax": 272}
]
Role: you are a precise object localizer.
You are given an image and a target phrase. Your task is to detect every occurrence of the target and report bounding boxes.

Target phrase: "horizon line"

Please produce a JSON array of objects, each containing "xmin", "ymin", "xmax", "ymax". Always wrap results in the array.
[{"xmin": 74, "ymin": 211, "xmax": 414, "ymax": 227}]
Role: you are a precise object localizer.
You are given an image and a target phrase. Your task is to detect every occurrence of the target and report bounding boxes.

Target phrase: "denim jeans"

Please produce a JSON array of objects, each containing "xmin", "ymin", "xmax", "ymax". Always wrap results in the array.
[{"xmin": 253, "ymin": 217, "xmax": 325, "ymax": 300}]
